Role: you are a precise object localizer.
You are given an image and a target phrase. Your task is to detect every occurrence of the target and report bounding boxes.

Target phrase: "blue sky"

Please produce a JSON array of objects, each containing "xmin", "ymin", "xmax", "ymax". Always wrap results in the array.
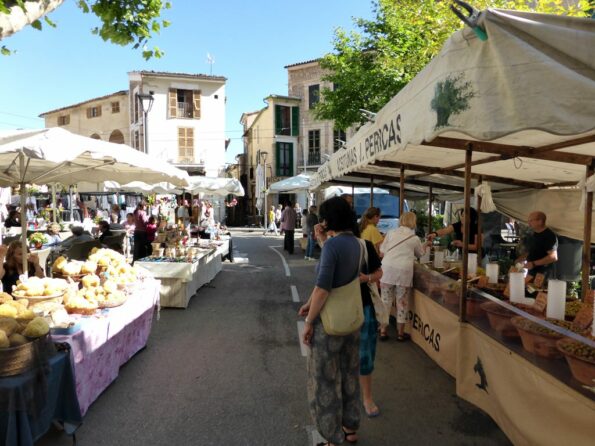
[{"xmin": 0, "ymin": 0, "xmax": 373, "ymax": 165}]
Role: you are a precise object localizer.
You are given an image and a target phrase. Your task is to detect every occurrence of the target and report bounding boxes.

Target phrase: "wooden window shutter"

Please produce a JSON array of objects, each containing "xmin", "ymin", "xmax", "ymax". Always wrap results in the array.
[
  {"xmin": 178, "ymin": 128, "xmax": 184, "ymax": 157},
  {"xmin": 192, "ymin": 90, "xmax": 201, "ymax": 119},
  {"xmin": 288, "ymin": 142, "xmax": 294, "ymax": 176},
  {"xmin": 274, "ymin": 105, "xmax": 282, "ymax": 135},
  {"xmin": 187, "ymin": 128, "xmax": 194, "ymax": 157},
  {"xmin": 96, "ymin": 106, "xmax": 102, "ymax": 117},
  {"xmin": 275, "ymin": 142, "xmax": 281, "ymax": 177},
  {"xmin": 291, "ymin": 107, "xmax": 299, "ymax": 136},
  {"xmin": 168, "ymin": 89, "xmax": 177, "ymax": 118},
  {"xmin": 86, "ymin": 108, "xmax": 92, "ymax": 119}
]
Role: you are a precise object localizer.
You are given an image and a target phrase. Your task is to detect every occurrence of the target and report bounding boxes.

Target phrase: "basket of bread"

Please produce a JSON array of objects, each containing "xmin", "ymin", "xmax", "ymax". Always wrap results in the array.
[
  {"xmin": 10, "ymin": 277, "xmax": 69, "ymax": 304},
  {"xmin": 0, "ymin": 293, "xmax": 54, "ymax": 376}
]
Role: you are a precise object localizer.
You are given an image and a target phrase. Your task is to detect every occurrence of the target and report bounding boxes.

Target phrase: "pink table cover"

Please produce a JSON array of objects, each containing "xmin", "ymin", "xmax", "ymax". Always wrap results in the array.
[{"xmin": 52, "ymin": 279, "xmax": 160, "ymax": 415}]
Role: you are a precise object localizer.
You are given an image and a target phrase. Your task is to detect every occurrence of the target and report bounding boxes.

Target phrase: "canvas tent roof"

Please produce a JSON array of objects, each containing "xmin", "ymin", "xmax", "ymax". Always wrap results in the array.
[{"xmin": 311, "ymin": 9, "xmax": 595, "ymax": 197}]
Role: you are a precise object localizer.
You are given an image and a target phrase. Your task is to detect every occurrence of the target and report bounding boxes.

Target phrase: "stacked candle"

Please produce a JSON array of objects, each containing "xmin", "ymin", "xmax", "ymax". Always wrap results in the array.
[
  {"xmin": 509, "ymin": 272, "xmax": 525, "ymax": 303},
  {"xmin": 486, "ymin": 263, "xmax": 499, "ymax": 284},
  {"xmin": 434, "ymin": 250, "xmax": 444, "ymax": 268},
  {"xmin": 546, "ymin": 280, "xmax": 566, "ymax": 320},
  {"xmin": 468, "ymin": 253, "xmax": 478, "ymax": 276}
]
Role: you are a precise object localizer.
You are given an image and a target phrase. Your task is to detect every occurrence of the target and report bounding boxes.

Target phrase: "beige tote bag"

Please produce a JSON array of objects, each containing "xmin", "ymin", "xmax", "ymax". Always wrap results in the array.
[{"xmin": 320, "ymin": 241, "xmax": 365, "ymax": 336}]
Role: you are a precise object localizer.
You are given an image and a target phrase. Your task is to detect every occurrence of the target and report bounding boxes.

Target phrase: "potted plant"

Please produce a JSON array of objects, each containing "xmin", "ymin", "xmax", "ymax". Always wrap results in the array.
[{"xmin": 28, "ymin": 232, "xmax": 48, "ymax": 250}]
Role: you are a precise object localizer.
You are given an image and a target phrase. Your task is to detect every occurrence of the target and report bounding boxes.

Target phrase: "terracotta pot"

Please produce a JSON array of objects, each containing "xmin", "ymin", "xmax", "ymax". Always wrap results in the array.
[
  {"xmin": 442, "ymin": 289, "xmax": 459, "ymax": 305},
  {"xmin": 481, "ymin": 301, "xmax": 519, "ymax": 338},
  {"xmin": 511, "ymin": 316, "xmax": 563, "ymax": 359},
  {"xmin": 34, "ymin": 242, "xmax": 43, "ymax": 250},
  {"xmin": 556, "ymin": 338, "xmax": 595, "ymax": 386},
  {"xmin": 466, "ymin": 298, "xmax": 486, "ymax": 318}
]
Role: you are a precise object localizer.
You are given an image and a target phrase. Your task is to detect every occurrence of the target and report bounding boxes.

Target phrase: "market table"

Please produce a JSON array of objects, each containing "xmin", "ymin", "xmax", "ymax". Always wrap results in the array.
[
  {"xmin": 135, "ymin": 240, "xmax": 229, "ymax": 308},
  {"xmin": 51, "ymin": 278, "xmax": 160, "ymax": 415},
  {"xmin": 410, "ymin": 264, "xmax": 595, "ymax": 446},
  {"xmin": 0, "ymin": 349, "xmax": 82, "ymax": 446}
]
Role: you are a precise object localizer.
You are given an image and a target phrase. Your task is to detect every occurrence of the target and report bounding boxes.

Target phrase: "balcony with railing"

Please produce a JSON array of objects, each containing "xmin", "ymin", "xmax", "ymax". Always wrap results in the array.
[
  {"xmin": 177, "ymin": 102, "xmax": 193, "ymax": 118},
  {"xmin": 307, "ymin": 151, "xmax": 321, "ymax": 166}
]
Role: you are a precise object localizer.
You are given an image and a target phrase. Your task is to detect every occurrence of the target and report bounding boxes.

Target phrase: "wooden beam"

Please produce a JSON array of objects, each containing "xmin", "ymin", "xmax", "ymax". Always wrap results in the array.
[
  {"xmin": 477, "ymin": 177, "xmax": 483, "ymax": 263},
  {"xmin": 400, "ymin": 165, "xmax": 405, "ymax": 215},
  {"xmin": 533, "ymin": 134, "xmax": 595, "ymax": 155},
  {"xmin": 428, "ymin": 185, "xmax": 433, "ymax": 236},
  {"xmin": 372, "ymin": 160, "xmax": 548, "ymax": 189},
  {"xmin": 424, "ymin": 136, "xmax": 593, "ymax": 166},
  {"xmin": 582, "ymin": 161, "xmax": 594, "ymax": 301},
  {"xmin": 347, "ymin": 171, "xmax": 465, "ymax": 192},
  {"xmin": 460, "ymin": 146, "xmax": 473, "ymax": 322}
]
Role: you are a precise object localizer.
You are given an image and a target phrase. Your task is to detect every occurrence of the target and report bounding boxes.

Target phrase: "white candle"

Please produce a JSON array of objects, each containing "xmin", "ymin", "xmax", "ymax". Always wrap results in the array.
[
  {"xmin": 486, "ymin": 263, "xmax": 499, "ymax": 284},
  {"xmin": 434, "ymin": 250, "xmax": 444, "ymax": 268},
  {"xmin": 468, "ymin": 253, "xmax": 478, "ymax": 276},
  {"xmin": 546, "ymin": 280, "xmax": 566, "ymax": 321},
  {"xmin": 509, "ymin": 272, "xmax": 525, "ymax": 303}
]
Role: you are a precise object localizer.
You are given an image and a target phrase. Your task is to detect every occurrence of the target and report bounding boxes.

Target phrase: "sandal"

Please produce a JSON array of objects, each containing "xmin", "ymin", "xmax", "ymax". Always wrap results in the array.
[
  {"xmin": 379, "ymin": 332, "xmax": 389, "ymax": 341},
  {"xmin": 343, "ymin": 428, "xmax": 358, "ymax": 443},
  {"xmin": 397, "ymin": 333, "xmax": 411, "ymax": 342}
]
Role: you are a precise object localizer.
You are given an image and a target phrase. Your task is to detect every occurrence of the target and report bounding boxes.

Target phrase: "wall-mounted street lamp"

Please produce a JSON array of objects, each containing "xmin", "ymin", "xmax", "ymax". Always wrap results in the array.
[
  {"xmin": 260, "ymin": 151, "xmax": 269, "ymax": 230},
  {"xmin": 137, "ymin": 91, "xmax": 154, "ymax": 154}
]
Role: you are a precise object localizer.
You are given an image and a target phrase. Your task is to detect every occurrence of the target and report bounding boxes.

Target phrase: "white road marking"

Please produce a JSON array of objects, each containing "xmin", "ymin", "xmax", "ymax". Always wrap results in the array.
[
  {"xmin": 291, "ymin": 285, "xmax": 300, "ymax": 302},
  {"xmin": 296, "ymin": 321, "xmax": 310, "ymax": 357},
  {"xmin": 269, "ymin": 246, "xmax": 290, "ymax": 277}
]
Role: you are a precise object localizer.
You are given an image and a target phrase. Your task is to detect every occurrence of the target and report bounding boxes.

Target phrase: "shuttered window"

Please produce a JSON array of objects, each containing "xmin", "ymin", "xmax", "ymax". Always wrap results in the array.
[
  {"xmin": 168, "ymin": 89, "xmax": 201, "ymax": 119},
  {"xmin": 178, "ymin": 127, "xmax": 194, "ymax": 162},
  {"xmin": 86, "ymin": 106, "xmax": 102, "ymax": 119},
  {"xmin": 276, "ymin": 142, "xmax": 293, "ymax": 177},
  {"xmin": 57, "ymin": 115, "xmax": 70, "ymax": 126},
  {"xmin": 308, "ymin": 84, "xmax": 320, "ymax": 109},
  {"xmin": 111, "ymin": 101, "xmax": 120, "ymax": 113},
  {"xmin": 275, "ymin": 105, "xmax": 299, "ymax": 136}
]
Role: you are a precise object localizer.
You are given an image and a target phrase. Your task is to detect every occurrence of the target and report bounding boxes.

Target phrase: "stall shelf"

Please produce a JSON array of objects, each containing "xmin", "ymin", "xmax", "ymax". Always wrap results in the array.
[
  {"xmin": 409, "ymin": 263, "xmax": 595, "ymax": 445},
  {"xmin": 51, "ymin": 278, "xmax": 160, "ymax": 415},
  {"xmin": 135, "ymin": 240, "xmax": 229, "ymax": 308}
]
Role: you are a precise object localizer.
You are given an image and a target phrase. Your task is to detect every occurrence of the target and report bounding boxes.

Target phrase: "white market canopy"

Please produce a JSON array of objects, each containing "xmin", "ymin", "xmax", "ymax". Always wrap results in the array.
[
  {"xmin": 186, "ymin": 176, "xmax": 245, "ymax": 196},
  {"xmin": 268, "ymin": 172, "xmax": 314, "ymax": 194},
  {"xmin": 104, "ymin": 181, "xmax": 181, "ymax": 195},
  {"xmin": 312, "ymin": 9, "xmax": 595, "ymax": 199},
  {"xmin": 0, "ymin": 128, "xmax": 190, "ymax": 187}
]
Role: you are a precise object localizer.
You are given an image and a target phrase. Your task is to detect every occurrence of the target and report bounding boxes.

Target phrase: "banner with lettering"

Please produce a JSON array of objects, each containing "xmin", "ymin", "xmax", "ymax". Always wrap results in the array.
[
  {"xmin": 314, "ymin": 9, "xmax": 595, "ymax": 185},
  {"xmin": 405, "ymin": 290, "xmax": 459, "ymax": 377}
]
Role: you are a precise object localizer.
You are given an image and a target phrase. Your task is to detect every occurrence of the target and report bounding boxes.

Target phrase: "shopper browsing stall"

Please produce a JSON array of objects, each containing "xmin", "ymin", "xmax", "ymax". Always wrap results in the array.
[
  {"xmin": 516, "ymin": 211, "xmax": 558, "ymax": 279},
  {"xmin": 0, "ymin": 241, "xmax": 45, "ymax": 292},
  {"xmin": 428, "ymin": 207, "xmax": 479, "ymax": 253}
]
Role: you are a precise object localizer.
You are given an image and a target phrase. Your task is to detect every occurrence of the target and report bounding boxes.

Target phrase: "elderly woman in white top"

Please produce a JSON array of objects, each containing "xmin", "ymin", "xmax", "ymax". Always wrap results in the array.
[{"xmin": 379, "ymin": 212, "xmax": 430, "ymax": 341}]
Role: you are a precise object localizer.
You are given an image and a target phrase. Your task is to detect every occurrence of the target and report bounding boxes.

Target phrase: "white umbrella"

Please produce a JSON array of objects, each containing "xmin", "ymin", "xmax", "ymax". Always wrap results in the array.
[
  {"xmin": 186, "ymin": 177, "xmax": 245, "ymax": 197},
  {"xmin": 268, "ymin": 172, "xmax": 314, "ymax": 194},
  {"xmin": 0, "ymin": 127, "xmax": 190, "ymax": 273},
  {"xmin": 104, "ymin": 181, "xmax": 182, "ymax": 195}
]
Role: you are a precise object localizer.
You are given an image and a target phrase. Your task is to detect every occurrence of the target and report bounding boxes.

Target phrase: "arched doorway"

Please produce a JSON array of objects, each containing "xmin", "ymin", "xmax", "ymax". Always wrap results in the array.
[
  {"xmin": 90, "ymin": 133, "xmax": 101, "ymax": 140},
  {"xmin": 109, "ymin": 129, "xmax": 125, "ymax": 144}
]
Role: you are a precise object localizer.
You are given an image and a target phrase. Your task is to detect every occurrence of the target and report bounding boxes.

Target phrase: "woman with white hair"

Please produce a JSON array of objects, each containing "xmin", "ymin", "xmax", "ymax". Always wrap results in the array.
[{"xmin": 379, "ymin": 211, "xmax": 430, "ymax": 341}]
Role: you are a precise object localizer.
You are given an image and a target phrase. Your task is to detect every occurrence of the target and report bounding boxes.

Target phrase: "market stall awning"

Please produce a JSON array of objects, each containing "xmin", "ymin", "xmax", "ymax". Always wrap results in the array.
[
  {"xmin": 186, "ymin": 177, "xmax": 245, "ymax": 197},
  {"xmin": 0, "ymin": 128, "xmax": 190, "ymax": 187},
  {"xmin": 312, "ymin": 9, "xmax": 595, "ymax": 192},
  {"xmin": 268, "ymin": 172, "xmax": 314, "ymax": 194},
  {"xmin": 104, "ymin": 181, "xmax": 182, "ymax": 195}
]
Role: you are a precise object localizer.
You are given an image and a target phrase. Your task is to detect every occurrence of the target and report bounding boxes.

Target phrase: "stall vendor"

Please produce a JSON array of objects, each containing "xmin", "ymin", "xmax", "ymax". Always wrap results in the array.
[
  {"xmin": 516, "ymin": 211, "xmax": 558, "ymax": 279},
  {"xmin": 0, "ymin": 241, "xmax": 45, "ymax": 292},
  {"xmin": 428, "ymin": 207, "xmax": 479, "ymax": 252}
]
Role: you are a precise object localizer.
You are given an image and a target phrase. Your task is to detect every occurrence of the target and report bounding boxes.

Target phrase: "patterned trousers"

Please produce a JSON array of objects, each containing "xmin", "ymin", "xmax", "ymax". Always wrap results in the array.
[
  {"xmin": 380, "ymin": 284, "xmax": 410, "ymax": 324},
  {"xmin": 307, "ymin": 321, "xmax": 361, "ymax": 444}
]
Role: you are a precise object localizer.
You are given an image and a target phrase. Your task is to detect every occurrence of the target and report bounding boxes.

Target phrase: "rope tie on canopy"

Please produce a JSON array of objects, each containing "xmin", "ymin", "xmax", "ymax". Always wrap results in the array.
[{"xmin": 475, "ymin": 182, "xmax": 497, "ymax": 213}]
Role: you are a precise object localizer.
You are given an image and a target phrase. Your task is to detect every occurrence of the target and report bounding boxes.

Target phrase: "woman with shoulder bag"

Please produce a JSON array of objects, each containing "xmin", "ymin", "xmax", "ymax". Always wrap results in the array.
[
  {"xmin": 299, "ymin": 197, "xmax": 366, "ymax": 446},
  {"xmin": 379, "ymin": 212, "xmax": 430, "ymax": 341}
]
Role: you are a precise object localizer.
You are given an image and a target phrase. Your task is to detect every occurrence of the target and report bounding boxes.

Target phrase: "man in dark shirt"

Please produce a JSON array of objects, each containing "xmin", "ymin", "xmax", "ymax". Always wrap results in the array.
[{"xmin": 518, "ymin": 211, "xmax": 558, "ymax": 279}]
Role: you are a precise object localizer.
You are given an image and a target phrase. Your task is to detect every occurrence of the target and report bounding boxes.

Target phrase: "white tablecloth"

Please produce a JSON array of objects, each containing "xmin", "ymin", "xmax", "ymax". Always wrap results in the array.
[{"xmin": 135, "ymin": 246, "xmax": 225, "ymax": 308}]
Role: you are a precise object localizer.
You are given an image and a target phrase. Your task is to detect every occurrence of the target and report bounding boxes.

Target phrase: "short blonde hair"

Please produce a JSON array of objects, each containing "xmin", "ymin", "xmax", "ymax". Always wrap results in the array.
[{"xmin": 400, "ymin": 211, "xmax": 417, "ymax": 229}]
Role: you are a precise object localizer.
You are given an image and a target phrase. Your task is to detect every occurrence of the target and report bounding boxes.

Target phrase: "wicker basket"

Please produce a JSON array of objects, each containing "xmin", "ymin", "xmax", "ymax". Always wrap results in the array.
[{"xmin": 0, "ymin": 334, "xmax": 54, "ymax": 377}]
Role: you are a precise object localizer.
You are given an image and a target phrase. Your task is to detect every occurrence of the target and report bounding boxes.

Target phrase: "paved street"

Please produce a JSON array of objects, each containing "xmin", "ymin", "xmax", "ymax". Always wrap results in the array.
[{"xmin": 39, "ymin": 231, "xmax": 511, "ymax": 446}]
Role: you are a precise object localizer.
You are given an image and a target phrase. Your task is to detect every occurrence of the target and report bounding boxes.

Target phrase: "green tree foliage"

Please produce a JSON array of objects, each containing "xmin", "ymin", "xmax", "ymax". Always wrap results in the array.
[
  {"xmin": 314, "ymin": 0, "xmax": 593, "ymax": 130},
  {"xmin": 0, "ymin": 0, "xmax": 171, "ymax": 59}
]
